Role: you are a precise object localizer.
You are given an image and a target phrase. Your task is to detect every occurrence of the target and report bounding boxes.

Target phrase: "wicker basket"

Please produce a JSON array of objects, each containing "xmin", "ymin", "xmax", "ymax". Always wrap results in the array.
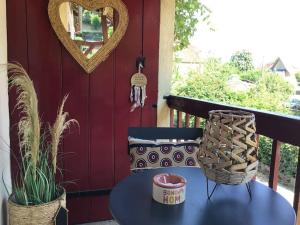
[
  {"xmin": 197, "ymin": 110, "xmax": 258, "ymax": 185},
  {"xmin": 8, "ymin": 188, "xmax": 66, "ymax": 225}
]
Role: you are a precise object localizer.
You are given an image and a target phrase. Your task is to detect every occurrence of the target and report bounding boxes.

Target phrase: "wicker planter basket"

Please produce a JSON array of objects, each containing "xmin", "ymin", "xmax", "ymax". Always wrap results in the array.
[
  {"xmin": 197, "ymin": 110, "xmax": 259, "ymax": 185},
  {"xmin": 8, "ymin": 188, "xmax": 66, "ymax": 225}
]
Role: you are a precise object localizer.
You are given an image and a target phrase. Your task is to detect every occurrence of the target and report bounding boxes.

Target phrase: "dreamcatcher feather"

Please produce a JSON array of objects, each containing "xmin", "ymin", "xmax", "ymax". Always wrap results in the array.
[{"xmin": 130, "ymin": 65, "xmax": 147, "ymax": 112}]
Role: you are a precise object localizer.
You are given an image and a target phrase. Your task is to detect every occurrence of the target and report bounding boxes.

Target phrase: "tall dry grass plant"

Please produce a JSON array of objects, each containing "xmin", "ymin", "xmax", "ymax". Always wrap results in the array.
[
  {"xmin": 50, "ymin": 95, "xmax": 78, "ymax": 174},
  {"xmin": 8, "ymin": 64, "xmax": 40, "ymax": 179},
  {"xmin": 7, "ymin": 63, "xmax": 77, "ymax": 205}
]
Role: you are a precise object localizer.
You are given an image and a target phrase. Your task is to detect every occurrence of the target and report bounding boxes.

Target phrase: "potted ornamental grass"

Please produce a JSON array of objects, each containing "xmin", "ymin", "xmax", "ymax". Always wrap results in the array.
[{"xmin": 6, "ymin": 63, "xmax": 77, "ymax": 225}]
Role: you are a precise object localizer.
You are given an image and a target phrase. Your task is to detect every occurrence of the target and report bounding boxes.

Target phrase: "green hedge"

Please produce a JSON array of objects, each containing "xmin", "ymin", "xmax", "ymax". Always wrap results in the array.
[
  {"xmin": 295, "ymin": 72, "xmax": 300, "ymax": 84},
  {"xmin": 91, "ymin": 15, "xmax": 101, "ymax": 29},
  {"xmin": 259, "ymin": 136, "xmax": 298, "ymax": 178}
]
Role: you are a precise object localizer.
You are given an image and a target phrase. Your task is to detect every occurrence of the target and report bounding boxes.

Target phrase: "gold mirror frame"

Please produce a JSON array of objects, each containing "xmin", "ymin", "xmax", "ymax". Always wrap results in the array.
[{"xmin": 48, "ymin": 0, "xmax": 129, "ymax": 74}]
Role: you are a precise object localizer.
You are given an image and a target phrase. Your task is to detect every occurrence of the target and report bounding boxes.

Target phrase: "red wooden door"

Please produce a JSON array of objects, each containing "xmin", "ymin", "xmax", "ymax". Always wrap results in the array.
[{"xmin": 7, "ymin": 0, "xmax": 160, "ymax": 224}]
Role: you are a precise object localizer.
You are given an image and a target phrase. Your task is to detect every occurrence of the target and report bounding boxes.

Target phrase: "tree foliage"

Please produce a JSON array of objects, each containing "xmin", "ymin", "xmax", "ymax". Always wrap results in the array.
[
  {"xmin": 174, "ymin": 0, "xmax": 211, "ymax": 51},
  {"xmin": 82, "ymin": 10, "xmax": 92, "ymax": 24},
  {"xmin": 295, "ymin": 71, "xmax": 300, "ymax": 83},
  {"xmin": 230, "ymin": 50, "xmax": 254, "ymax": 71},
  {"xmin": 173, "ymin": 57, "xmax": 293, "ymax": 113},
  {"xmin": 91, "ymin": 14, "xmax": 101, "ymax": 29}
]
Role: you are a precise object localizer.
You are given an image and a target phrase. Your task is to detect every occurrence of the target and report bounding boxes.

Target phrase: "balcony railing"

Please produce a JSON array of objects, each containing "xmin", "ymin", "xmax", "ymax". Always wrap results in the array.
[{"xmin": 165, "ymin": 95, "xmax": 300, "ymax": 224}]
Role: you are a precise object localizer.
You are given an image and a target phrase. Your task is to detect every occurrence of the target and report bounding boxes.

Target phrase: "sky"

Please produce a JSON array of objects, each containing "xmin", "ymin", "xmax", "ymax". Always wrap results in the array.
[{"xmin": 191, "ymin": 0, "xmax": 300, "ymax": 68}]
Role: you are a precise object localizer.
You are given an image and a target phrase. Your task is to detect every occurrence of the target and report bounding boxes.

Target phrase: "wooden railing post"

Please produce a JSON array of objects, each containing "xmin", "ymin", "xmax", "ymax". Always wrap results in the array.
[
  {"xmin": 194, "ymin": 117, "xmax": 200, "ymax": 128},
  {"xmin": 269, "ymin": 140, "xmax": 281, "ymax": 191},
  {"xmin": 177, "ymin": 111, "xmax": 183, "ymax": 128},
  {"xmin": 256, "ymin": 134, "xmax": 260, "ymax": 145},
  {"xmin": 185, "ymin": 113, "xmax": 190, "ymax": 128},
  {"xmin": 170, "ymin": 109, "xmax": 174, "ymax": 128},
  {"xmin": 293, "ymin": 148, "xmax": 300, "ymax": 225},
  {"xmin": 251, "ymin": 134, "xmax": 260, "ymax": 181}
]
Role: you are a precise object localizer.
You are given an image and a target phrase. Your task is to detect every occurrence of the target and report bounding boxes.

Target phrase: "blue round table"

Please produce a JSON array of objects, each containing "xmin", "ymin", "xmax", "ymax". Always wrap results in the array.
[{"xmin": 109, "ymin": 167, "xmax": 296, "ymax": 225}]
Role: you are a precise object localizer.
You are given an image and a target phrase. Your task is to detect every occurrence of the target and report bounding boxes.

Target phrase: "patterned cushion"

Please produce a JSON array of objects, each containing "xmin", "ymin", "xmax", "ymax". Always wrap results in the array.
[{"xmin": 128, "ymin": 137, "xmax": 201, "ymax": 171}]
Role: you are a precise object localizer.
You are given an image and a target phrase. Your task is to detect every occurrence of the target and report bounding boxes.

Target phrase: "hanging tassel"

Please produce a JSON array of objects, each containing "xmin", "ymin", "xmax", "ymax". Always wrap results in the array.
[
  {"xmin": 141, "ymin": 86, "xmax": 146, "ymax": 106},
  {"xmin": 130, "ymin": 64, "xmax": 148, "ymax": 112},
  {"xmin": 130, "ymin": 85, "xmax": 147, "ymax": 112},
  {"xmin": 130, "ymin": 85, "xmax": 135, "ymax": 103}
]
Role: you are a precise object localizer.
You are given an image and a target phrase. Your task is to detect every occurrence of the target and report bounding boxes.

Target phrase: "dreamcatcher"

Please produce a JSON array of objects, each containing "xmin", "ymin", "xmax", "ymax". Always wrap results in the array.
[{"xmin": 130, "ymin": 63, "xmax": 147, "ymax": 112}]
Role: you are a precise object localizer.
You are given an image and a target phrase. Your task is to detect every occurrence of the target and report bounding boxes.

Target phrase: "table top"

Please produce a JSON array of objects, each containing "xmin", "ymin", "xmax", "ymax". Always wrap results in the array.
[{"xmin": 109, "ymin": 167, "xmax": 296, "ymax": 225}]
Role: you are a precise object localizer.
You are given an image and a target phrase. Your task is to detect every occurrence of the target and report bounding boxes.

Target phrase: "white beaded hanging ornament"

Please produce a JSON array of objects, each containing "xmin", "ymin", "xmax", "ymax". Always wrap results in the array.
[{"xmin": 130, "ymin": 63, "xmax": 147, "ymax": 112}]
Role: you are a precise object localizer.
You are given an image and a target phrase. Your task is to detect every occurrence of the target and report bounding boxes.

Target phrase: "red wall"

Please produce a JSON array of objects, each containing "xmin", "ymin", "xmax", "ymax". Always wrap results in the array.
[{"xmin": 7, "ymin": 0, "xmax": 160, "ymax": 223}]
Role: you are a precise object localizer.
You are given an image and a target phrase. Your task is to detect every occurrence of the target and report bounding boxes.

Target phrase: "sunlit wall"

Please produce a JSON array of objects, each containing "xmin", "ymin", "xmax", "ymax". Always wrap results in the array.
[{"xmin": 157, "ymin": 0, "xmax": 175, "ymax": 127}]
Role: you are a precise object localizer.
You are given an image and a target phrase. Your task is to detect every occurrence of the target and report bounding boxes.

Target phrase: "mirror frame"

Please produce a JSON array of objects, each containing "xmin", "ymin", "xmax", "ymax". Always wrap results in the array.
[{"xmin": 48, "ymin": 0, "xmax": 129, "ymax": 74}]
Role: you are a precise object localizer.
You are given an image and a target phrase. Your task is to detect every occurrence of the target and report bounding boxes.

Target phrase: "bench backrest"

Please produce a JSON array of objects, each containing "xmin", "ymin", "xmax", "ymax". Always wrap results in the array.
[
  {"xmin": 128, "ymin": 127, "xmax": 203, "ymax": 171},
  {"xmin": 128, "ymin": 127, "xmax": 203, "ymax": 140}
]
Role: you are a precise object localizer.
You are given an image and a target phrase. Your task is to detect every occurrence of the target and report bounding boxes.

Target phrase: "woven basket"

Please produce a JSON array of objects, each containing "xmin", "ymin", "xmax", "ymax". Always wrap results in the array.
[
  {"xmin": 197, "ymin": 110, "xmax": 258, "ymax": 185},
  {"xmin": 8, "ymin": 188, "xmax": 66, "ymax": 225}
]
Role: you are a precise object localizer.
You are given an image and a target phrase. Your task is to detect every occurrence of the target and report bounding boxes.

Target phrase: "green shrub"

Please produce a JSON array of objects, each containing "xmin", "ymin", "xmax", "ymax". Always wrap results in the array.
[
  {"xmin": 172, "ymin": 58, "xmax": 293, "ymax": 113},
  {"xmin": 74, "ymin": 36, "xmax": 83, "ymax": 41},
  {"xmin": 258, "ymin": 136, "xmax": 298, "ymax": 178},
  {"xmin": 240, "ymin": 70, "xmax": 261, "ymax": 83},
  {"xmin": 82, "ymin": 10, "xmax": 92, "ymax": 24},
  {"xmin": 91, "ymin": 15, "xmax": 101, "ymax": 29},
  {"xmin": 295, "ymin": 72, "xmax": 300, "ymax": 83},
  {"xmin": 108, "ymin": 26, "xmax": 114, "ymax": 37},
  {"xmin": 258, "ymin": 136, "xmax": 272, "ymax": 166},
  {"xmin": 230, "ymin": 50, "xmax": 254, "ymax": 71}
]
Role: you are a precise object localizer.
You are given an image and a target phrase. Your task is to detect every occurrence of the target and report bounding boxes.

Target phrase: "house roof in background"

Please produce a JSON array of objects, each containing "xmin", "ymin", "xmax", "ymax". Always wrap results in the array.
[{"xmin": 266, "ymin": 57, "xmax": 299, "ymax": 75}]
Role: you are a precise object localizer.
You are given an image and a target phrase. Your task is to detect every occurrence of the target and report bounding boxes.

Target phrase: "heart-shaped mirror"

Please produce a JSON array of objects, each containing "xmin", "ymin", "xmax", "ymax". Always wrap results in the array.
[{"xmin": 48, "ymin": 0, "xmax": 129, "ymax": 73}]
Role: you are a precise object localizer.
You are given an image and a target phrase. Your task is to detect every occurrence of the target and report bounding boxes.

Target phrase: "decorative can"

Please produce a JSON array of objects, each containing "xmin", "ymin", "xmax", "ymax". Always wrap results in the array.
[{"xmin": 152, "ymin": 173, "xmax": 186, "ymax": 205}]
